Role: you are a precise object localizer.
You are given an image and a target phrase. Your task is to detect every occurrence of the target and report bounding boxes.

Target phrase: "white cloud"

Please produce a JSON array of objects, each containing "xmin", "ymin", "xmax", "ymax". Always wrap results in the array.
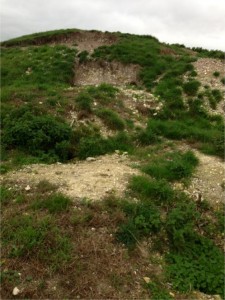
[{"xmin": 0, "ymin": 0, "xmax": 224, "ymax": 50}]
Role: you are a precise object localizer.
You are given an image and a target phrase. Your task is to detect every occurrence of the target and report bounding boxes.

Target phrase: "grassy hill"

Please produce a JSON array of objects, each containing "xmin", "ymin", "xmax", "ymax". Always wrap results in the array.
[{"xmin": 1, "ymin": 29, "xmax": 224, "ymax": 299}]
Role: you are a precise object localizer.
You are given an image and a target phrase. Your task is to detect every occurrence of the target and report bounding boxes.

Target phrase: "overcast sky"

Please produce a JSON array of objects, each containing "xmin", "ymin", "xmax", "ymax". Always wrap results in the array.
[{"xmin": 1, "ymin": 0, "xmax": 225, "ymax": 50}]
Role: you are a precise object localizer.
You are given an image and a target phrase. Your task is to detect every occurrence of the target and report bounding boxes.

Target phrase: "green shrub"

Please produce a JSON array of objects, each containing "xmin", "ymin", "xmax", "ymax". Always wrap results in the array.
[
  {"xmin": 142, "ymin": 151, "xmax": 199, "ymax": 181},
  {"xmin": 0, "ymin": 186, "xmax": 13, "ymax": 205},
  {"xmin": 116, "ymin": 201, "xmax": 161, "ymax": 247},
  {"xmin": 96, "ymin": 108, "xmax": 125, "ymax": 130},
  {"xmin": 183, "ymin": 80, "xmax": 201, "ymax": 96},
  {"xmin": 36, "ymin": 180, "xmax": 57, "ymax": 194},
  {"xmin": 32, "ymin": 193, "xmax": 72, "ymax": 213},
  {"xmin": 166, "ymin": 202, "xmax": 200, "ymax": 249},
  {"xmin": 146, "ymin": 118, "xmax": 224, "ymax": 158},
  {"xmin": 188, "ymin": 98, "xmax": 207, "ymax": 116},
  {"xmin": 76, "ymin": 132, "xmax": 133, "ymax": 159},
  {"xmin": 135, "ymin": 128, "xmax": 159, "ymax": 145},
  {"xmin": 211, "ymin": 89, "xmax": 223, "ymax": 102},
  {"xmin": 146, "ymin": 282, "xmax": 173, "ymax": 300},
  {"xmin": 166, "ymin": 237, "xmax": 224, "ymax": 296},
  {"xmin": 2, "ymin": 106, "xmax": 73, "ymax": 161},
  {"xmin": 129, "ymin": 176, "xmax": 174, "ymax": 204},
  {"xmin": 192, "ymin": 47, "xmax": 224, "ymax": 59},
  {"xmin": 221, "ymin": 77, "xmax": 225, "ymax": 84},
  {"xmin": 75, "ymin": 92, "xmax": 93, "ymax": 112},
  {"xmin": 213, "ymin": 71, "xmax": 220, "ymax": 77},
  {"xmin": 189, "ymin": 70, "xmax": 197, "ymax": 77},
  {"xmin": 78, "ymin": 50, "xmax": 89, "ymax": 63}
]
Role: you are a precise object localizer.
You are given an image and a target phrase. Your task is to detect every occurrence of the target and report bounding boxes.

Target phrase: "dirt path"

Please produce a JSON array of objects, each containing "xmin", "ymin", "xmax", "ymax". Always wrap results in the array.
[
  {"xmin": 1, "ymin": 147, "xmax": 224, "ymax": 206},
  {"xmin": 187, "ymin": 151, "xmax": 224, "ymax": 206},
  {"xmin": 2, "ymin": 154, "xmax": 140, "ymax": 201},
  {"xmin": 174, "ymin": 146, "xmax": 225, "ymax": 206}
]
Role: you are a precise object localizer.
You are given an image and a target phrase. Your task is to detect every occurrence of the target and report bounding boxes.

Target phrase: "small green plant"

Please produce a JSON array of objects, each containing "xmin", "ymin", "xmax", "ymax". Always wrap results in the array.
[
  {"xmin": 211, "ymin": 89, "xmax": 223, "ymax": 103},
  {"xmin": 116, "ymin": 200, "xmax": 161, "ymax": 247},
  {"xmin": 146, "ymin": 281, "xmax": 173, "ymax": 300},
  {"xmin": 142, "ymin": 151, "xmax": 199, "ymax": 182},
  {"xmin": 221, "ymin": 77, "xmax": 225, "ymax": 84},
  {"xmin": 183, "ymin": 80, "xmax": 201, "ymax": 96},
  {"xmin": 189, "ymin": 70, "xmax": 197, "ymax": 77},
  {"xmin": 0, "ymin": 270, "xmax": 21, "ymax": 285},
  {"xmin": 70, "ymin": 211, "xmax": 93, "ymax": 226},
  {"xmin": 0, "ymin": 186, "xmax": 13, "ymax": 205},
  {"xmin": 129, "ymin": 176, "xmax": 174, "ymax": 204},
  {"xmin": 135, "ymin": 128, "xmax": 159, "ymax": 145},
  {"xmin": 75, "ymin": 92, "xmax": 93, "ymax": 112},
  {"xmin": 166, "ymin": 236, "xmax": 224, "ymax": 296},
  {"xmin": 166, "ymin": 202, "xmax": 200, "ymax": 250},
  {"xmin": 32, "ymin": 193, "xmax": 72, "ymax": 213},
  {"xmin": 36, "ymin": 180, "xmax": 58, "ymax": 193},
  {"xmin": 96, "ymin": 108, "xmax": 125, "ymax": 130},
  {"xmin": 213, "ymin": 71, "xmax": 220, "ymax": 77},
  {"xmin": 78, "ymin": 50, "xmax": 89, "ymax": 63}
]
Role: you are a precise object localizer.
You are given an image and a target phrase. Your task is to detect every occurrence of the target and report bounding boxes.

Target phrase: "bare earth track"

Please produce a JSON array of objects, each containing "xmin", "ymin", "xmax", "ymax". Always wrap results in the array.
[{"xmin": 1, "ymin": 154, "xmax": 140, "ymax": 201}]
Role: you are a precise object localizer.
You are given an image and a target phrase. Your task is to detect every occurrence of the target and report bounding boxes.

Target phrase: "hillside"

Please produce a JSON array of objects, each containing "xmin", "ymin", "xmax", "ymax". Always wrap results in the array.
[{"xmin": 0, "ymin": 29, "xmax": 224, "ymax": 299}]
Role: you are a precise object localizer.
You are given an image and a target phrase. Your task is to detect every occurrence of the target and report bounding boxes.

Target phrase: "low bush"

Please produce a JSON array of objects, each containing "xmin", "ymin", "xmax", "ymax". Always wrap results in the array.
[
  {"xmin": 2, "ymin": 106, "xmax": 73, "ymax": 162},
  {"xmin": 135, "ymin": 128, "xmax": 159, "ymax": 145},
  {"xmin": 78, "ymin": 50, "xmax": 89, "ymax": 63},
  {"xmin": 213, "ymin": 71, "xmax": 220, "ymax": 77},
  {"xmin": 166, "ymin": 202, "xmax": 200, "ymax": 250},
  {"xmin": 0, "ymin": 186, "xmax": 13, "ymax": 205},
  {"xmin": 96, "ymin": 108, "xmax": 125, "ymax": 130},
  {"xmin": 142, "ymin": 151, "xmax": 198, "ymax": 181},
  {"xmin": 183, "ymin": 80, "xmax": 201, "ymax": 96},
  {"xmin": 221, "ymin": 77, "xmax": 225, "ymax": 84},
  {"xmin": 75, "ymin": 92, "xmax": 93, "ymax": 112},
  {"xmin": 146, "ymin": 117, "xmax": 224, "ymax": 158},
  {"xmin": 146, "ymin": 281, "xmax": 173, "ymax": 300},
  {"xmin": 76, "ymin": 132, "xmax": 133, "ymax": 159},
  {"xmin": 129, "ymin": 176, "xmax": 174, "ymax": 204},
  {"xmin": 116, "ymin": 200, "xmax": 161, "ymax": 247},
  {"xmin": 32, "ymin": 193, "xmax": 72, "ymax": 213},
  {"xmin": 189, "ymin": 70, "xmax": 197, "ymax": 77},
  {"xmin": 211, "ymin": 89, "xmax": 223, "ymax": 102},
  {"xmin": 166, "ymin": 236, "xmax": 224, "ymax": 296}
]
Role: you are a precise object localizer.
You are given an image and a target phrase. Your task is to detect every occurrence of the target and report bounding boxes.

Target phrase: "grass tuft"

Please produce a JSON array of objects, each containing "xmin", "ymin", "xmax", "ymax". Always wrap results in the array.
[
  {"xmin": 142, "ymin": 151, "xmax": 199, "ymax": 181},
  {"xmin": 32, "ymin": 193, "xmax": 72, "ymax": 213},
  {"xmin": 96, "ymin": 108, "xmax": 125, "ymax": 130},
  {"xmin": 129, "ymin": 175, "xmax": 174, "ymax": 204}
]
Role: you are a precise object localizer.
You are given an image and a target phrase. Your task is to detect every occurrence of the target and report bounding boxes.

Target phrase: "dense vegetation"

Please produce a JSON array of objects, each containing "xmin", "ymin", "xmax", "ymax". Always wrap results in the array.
[{"xmin": 1, "ymin": 29, "xmax": 224, "ymax": 299}]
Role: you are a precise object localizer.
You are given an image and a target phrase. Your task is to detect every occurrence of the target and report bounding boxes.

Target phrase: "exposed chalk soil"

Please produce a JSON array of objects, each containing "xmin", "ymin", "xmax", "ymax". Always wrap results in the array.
[
  {"xmin": 174, "ymin": 146, "xmax": 225, "ymax": 207},
  {"xmin": 1, "ymin": 154, "xmax": 140, "ymax": 201},
  {"xmin": 74, "ymin": 60, "xmax": 140, "ymax": 86}
]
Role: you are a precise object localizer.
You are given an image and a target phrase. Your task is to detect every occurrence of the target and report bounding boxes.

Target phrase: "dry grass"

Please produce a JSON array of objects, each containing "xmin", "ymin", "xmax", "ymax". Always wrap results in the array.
[{"xmin": 1, "ymin": 189, "xmax": 158, "ymax": 299}]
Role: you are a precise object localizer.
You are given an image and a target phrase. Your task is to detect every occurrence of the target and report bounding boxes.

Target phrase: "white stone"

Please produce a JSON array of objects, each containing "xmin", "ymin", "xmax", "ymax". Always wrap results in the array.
[
  {"xmin": 86, "ymin": 157, "xmax": 96, "ymax": 162},
  {"xmin": 25, "ymin": 185, "xmax": 31, "ymax": 191},
  {"xmin": 12, "ymin": 287, "xmax": 20, "ymax": 296}
]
